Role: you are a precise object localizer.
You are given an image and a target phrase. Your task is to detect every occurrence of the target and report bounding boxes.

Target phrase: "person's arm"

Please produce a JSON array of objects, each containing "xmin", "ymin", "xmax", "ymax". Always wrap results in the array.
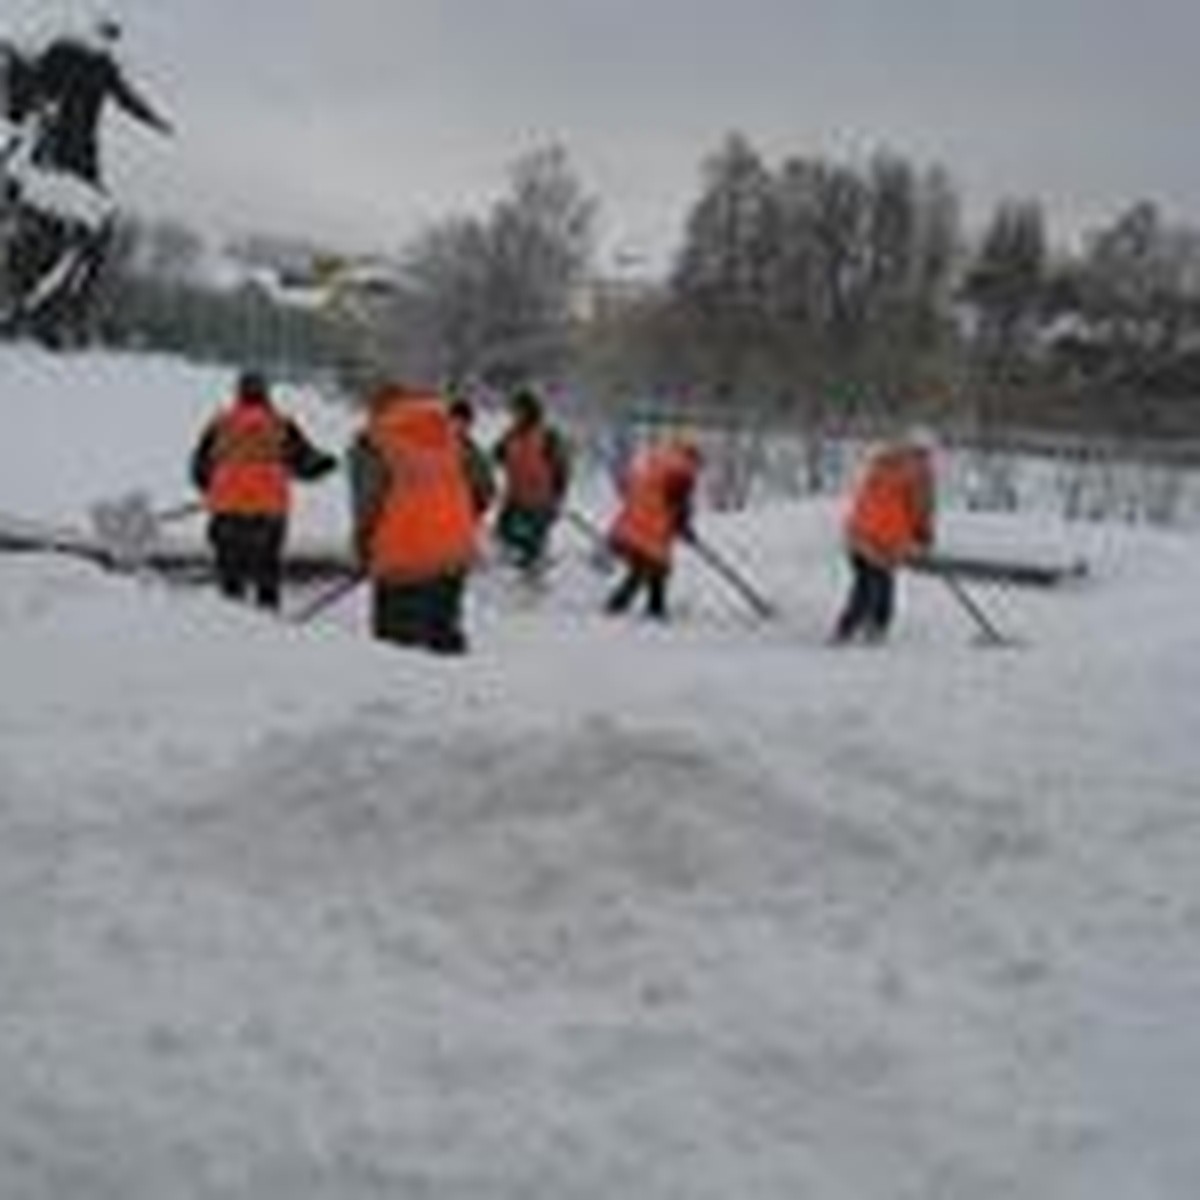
[
  {"xmin": 108, "ymin": 60, "xmax": 172, "ymax": 134},
  {"xmin": 347, "ymin": 434, "xmax": 388, "ymax": 564},
  {"xmin": 667, "ymin": 474, "xmax": 697, "ymax": 541},
  {"xmin": 547, "ymin": 428, "xmax": 572, "ymax": 506},
  {"xmin": 189, "ymin": 424, "xmax": 216, "ymax": 493},
  {"xmin": 463, "ymin": 439, "xmax": 496, "ymax": 516},
  {"xmin": 2, "ymin": 40, "xmax": 38, "ymax": 122},
  {"xmin": 911, "ymin": 458, "xmax": 936, "ymax": 551},
  {"xmin": 284, "ymin": 420, "xmax": 338, "ymax": 482}
]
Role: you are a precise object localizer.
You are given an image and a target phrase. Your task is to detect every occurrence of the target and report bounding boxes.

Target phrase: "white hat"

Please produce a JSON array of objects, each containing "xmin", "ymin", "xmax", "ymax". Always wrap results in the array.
[{"xmin": 902, "ymin": 423, "xmax": 939, "ymax": 453}]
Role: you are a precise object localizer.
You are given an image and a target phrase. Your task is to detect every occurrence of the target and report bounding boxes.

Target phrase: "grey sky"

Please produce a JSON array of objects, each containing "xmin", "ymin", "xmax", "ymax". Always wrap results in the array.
[{"xmin": 10, "ymin": 0, "xmax": 1200, "ymax": 272}]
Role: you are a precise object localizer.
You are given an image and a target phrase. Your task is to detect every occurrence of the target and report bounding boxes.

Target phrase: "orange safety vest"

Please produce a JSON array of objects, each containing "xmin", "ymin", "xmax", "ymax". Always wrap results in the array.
[
  {"xmin": 608, "ymin": 443, "xmax": 699, "ymax": 568},
  {"xmin": 845, "ymin": 446, "xmax": 934, "ymax": 565},
  {"xmin": 500, "ymin": 424, "xmax": 560, "ymax": 509},
  {"xmin": 365, "ymin": 395, "xmax": 478, "ymax": 582},
  {"xmin": 206, "ymin": 403, "xmax": 290, "ymax": 516}
]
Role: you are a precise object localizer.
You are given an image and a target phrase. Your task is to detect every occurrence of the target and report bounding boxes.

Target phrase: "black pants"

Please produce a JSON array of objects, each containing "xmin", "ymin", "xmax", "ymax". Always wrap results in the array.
[
  {"xmin": 209, "ymin": 514, "xmax": 285, "ymax": 610},
  {"xmin": 372, "ymin": 572, "xmax": 468, "ymax": 654},
  {"xmin": 495, "ymin": 504, "xmax": 556, "ymax": 571},
  {"xmin": 834, "ymin": 551, "xmax": 895, "ymax": 642},
  {"xmin": 605, "ymin": 550, "xmax": 669, "ymax": 620}
]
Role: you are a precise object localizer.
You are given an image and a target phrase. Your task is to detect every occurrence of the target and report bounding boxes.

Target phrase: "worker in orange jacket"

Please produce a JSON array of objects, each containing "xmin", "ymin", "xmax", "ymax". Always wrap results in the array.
[
  {"xmin": 348, "ymin": 382, "xmax": 479, "ymax": 653},
  {"xmin": 604, "ymin": 437, "xmax": 703, "ymax": 621},
  {"xmin": 491, "ymin": 388, "xmax": 571, "ymax": 576},
  {"xmin": 190, "ymin": 370, "xmax": 336, "ymax": 609},
  {"xmin": 831, "ymin": 427, "xmax": 937, "ymax": 643}
]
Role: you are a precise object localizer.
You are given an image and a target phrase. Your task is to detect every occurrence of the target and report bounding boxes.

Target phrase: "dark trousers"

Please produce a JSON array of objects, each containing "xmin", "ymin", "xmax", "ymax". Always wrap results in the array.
[
  {"xmin": 209, "ymin": 513, "xmax": 285, "ymax": 610},
  {"xmin": 834, "ymin": 551, "xmax": 895, "ymax": 642},
  {"xmin": 605, "ymin": 550, "xmax": 670, "ymax": 620},
  {"xmin": 372, "ymin": 572, "xmax": 468, "ymax": 654},
  {"xmin": 495, "ymin": 503, "xmax": 555, "ymax": 570}
]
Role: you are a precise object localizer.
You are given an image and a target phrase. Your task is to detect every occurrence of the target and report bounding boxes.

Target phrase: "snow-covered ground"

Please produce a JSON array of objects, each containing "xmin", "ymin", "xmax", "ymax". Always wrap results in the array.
[
  {"xmin": 0, "ymin": 346, "xmax": 357, "ymax": 547},
  {"xmin": 2, "ymin": 343, "xmax": 1199, "ymax": 1198}
]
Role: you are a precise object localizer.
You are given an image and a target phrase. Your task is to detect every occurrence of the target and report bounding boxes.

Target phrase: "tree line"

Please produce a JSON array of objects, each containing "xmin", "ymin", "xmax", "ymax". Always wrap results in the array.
[{"xmin": 46, "ymin": 134, "xmax": 1200, "ymax": 440}]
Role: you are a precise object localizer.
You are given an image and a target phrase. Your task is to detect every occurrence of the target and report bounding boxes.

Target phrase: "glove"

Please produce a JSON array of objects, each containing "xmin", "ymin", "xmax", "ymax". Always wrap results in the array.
[{"xmin": 904, "ymin": 539, "xmax": 935, "ymax": 569}]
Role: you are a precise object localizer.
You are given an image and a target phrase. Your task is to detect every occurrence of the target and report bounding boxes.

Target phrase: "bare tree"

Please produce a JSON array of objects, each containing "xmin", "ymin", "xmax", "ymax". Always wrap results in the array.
[
  {"xmin": 961, "ymin": 199, "xmax": 1048, "ymax": 381},
  {"xmin": 399, "ymin": 215, "xmax": 493, "ymax": 385},
  {"xmin": 394, "ymin": 144, "xmax": 596, "ymax": 388},
  {"xmin": 670, "ymin": 132, "xmax": 780, "ymax": 407}
]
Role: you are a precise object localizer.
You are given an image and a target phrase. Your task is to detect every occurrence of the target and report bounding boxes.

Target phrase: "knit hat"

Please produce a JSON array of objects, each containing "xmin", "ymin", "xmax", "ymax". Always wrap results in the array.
[{"xmin": 236, "ymin": 369, "xmax": 269, "ymax": 400}]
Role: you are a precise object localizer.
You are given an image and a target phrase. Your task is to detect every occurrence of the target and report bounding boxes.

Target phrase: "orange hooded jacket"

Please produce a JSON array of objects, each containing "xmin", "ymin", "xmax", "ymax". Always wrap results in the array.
[
  {"xmin": 204, "ymin": 402, "xmax": 290, "ymax": 517},
  {"xmin": 361, "ymin": 392, "xmax": 478, "ymax": 583},
  {"xmin": 608, "ymin": 441, "xmax": 701, "ymax": 568},
  {"xmin": 497, "ymin": 424, "xmax": 564, "ymax": 510},
  {"xmin": 845, "ymin": 444, "xmax": 935, "ymax": 565}
]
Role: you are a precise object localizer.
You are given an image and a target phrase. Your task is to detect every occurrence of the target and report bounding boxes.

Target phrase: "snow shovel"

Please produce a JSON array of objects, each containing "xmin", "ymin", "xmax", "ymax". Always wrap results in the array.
[
  {"xmin": 562, "ymin": 506, "xmax": 617, "ymax": 573},
  {"xmin": 88, "ymin": 490, "xmax": 204, "ymax": 569},
  {"xmin": 290, "ymin": 572, "xmax": 365, "ymax": 625},
  {"xmin": 936, "ymin": 572, "xmax": 1020, "ymax": 648},
  {"xmin": 687, "ymin": 534, "xmax": 778, "ymax": 620}
]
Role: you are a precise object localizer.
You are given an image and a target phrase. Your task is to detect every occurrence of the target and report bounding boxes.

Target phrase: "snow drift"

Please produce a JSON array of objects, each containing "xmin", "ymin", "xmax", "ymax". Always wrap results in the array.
[{"xmin": 1, "ymin": 343, "xmax": 1199, "ymax": 1198}]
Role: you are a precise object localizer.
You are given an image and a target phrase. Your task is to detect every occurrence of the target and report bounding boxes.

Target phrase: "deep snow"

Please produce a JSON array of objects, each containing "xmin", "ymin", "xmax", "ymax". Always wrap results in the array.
[{"xmin": 1, "ymin": 343, "xmax": 1199, "ymax": 1198}]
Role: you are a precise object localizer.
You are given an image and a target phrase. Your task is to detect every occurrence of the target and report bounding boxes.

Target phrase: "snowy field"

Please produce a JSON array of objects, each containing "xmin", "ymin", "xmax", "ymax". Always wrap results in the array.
[{"xmin": 2, "ymin": 343, "xmax": 1200, "ymax": 1198}]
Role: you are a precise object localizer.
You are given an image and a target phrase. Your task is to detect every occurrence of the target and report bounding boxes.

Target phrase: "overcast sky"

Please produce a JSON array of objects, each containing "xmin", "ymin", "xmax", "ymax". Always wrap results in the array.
[{"xmin": 9, "ymin": 0, "xmax": 1200, "ymax": 272}]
